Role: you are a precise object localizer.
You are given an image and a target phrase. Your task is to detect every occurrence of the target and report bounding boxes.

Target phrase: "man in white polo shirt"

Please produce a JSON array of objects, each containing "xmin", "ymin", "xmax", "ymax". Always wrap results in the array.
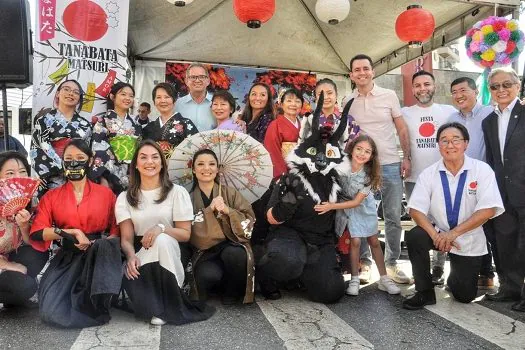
[
  {"xmin": 348, "ymin": 54, "xmax": 411, "ymax": 284},
  {"xmin": 175, "ymin": 63, "xmax": 215, "ymax": 131},
  {"xmin": 403, "ymin": 122, "xmax": 504, "ymax": 309}
]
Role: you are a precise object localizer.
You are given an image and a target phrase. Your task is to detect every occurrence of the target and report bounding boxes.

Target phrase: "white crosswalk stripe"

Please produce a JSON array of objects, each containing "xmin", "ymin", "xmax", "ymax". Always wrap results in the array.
[
  {"xmin": 425, "ymin": 289, "xmax": 525, "ymax": 350},
  {"xmin": 257, "ymin": 295, "xmax": 374, "ymax": 349},
  {"xmin": 70, "ymin": 310, "xmax": 161, "ymax": 350}
]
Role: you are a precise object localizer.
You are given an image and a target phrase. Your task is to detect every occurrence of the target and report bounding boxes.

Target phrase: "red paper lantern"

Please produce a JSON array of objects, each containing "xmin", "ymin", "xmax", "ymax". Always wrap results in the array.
[
  {"xmin": 395, "ymin": 5, "xmax": 435, "ymax": 48},
  {"xmin": 233, "ymin": 0, "xmax": 275, "ymax": 29}
]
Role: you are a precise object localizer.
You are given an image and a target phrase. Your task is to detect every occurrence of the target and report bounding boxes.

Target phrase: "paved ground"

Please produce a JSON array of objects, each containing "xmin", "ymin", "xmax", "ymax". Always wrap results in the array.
[{"xmin": 1, "ymin": 259, "xmax": 524, "ymax": 350}]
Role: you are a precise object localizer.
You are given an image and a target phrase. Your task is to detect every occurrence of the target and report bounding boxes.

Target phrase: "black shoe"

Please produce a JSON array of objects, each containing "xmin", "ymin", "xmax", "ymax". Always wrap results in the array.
[
  {"xmin": 402, "ymin": 290, "xmax": 436, "ymax": 310},
  {"xmin": 431, "ymin": 267, "xmax": 444, "ymax": 286},
  {"xmin": 511, "ymin": 300, "xmax": 525, "ymax": 312},
  {"xmin": 485, "ymin": 290, "xmax": 521, "ymax": 302},
  {"xmin": 259, "ymin": 280, "xmax": 281, "ymax": 300}
]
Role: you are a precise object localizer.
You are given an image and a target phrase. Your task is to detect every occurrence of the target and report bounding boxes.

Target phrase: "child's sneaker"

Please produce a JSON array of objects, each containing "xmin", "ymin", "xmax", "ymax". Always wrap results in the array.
[
  {"xmin": 346, "ymin": 277, "xmax": 360, "ymax": 296},
  {"xmin": 378, "ymin": 275, "xmax": 401, "ymax": 295}
]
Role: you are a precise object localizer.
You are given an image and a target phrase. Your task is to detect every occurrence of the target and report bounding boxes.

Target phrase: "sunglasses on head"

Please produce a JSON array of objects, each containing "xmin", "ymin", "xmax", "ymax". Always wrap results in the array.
[{"xmin": 489, "ymin": 81, "xmax": 516, "ymax": 91}]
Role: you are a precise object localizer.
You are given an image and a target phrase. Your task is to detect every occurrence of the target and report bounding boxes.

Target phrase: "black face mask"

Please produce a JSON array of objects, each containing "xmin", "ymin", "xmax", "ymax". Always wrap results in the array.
[{"xmin": 63, "ymin": 160, "xmax": 89, "ymax": 181}]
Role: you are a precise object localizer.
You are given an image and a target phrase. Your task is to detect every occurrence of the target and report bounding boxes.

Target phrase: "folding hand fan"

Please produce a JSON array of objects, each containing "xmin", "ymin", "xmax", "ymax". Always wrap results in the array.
[{"xmin": 0, "ymin": 177, "xmax": 40, "ymax": 218}]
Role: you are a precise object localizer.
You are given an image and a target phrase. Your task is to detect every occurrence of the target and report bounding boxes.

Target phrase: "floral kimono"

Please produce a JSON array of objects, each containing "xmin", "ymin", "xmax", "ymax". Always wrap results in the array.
[
  {"xmin": 189, "ymin": 184, "xmax": 255, "ymax": 304},
  {"xmin": 91, "ymin": 110, "xmax": 142, "ymax": 193},
  {"xmin": 142, "ymin": 113, "xmax": 198, "ymax": 159},
  {"xmin": 30, "ymin": 109, "xmax": 92, "ymax": 197}
]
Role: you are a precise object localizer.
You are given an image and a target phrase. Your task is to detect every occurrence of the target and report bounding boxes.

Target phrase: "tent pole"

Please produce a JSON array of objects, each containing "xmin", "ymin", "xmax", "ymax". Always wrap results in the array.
[{"xmin": 1, "ymin": 84, "xmax": 9, "ymax": 151}]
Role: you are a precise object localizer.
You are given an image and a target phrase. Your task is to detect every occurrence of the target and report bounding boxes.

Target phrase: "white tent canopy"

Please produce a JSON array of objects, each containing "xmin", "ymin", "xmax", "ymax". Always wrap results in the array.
[{"xmin": 128, "ymin": 0, "xmax": 518, "ymax": 76}]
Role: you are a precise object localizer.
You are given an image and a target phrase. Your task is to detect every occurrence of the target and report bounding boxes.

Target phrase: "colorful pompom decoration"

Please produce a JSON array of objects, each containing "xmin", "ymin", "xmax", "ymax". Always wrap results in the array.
[{"xmin": 465, "ymin": 16, "xmax": 524, "ymax": 68}]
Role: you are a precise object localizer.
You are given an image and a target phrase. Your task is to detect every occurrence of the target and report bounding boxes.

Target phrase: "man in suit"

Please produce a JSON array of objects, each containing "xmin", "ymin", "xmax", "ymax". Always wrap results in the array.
[{"xmin": 482, "ymin": 67, "xmax": 525, "ymax": 312}]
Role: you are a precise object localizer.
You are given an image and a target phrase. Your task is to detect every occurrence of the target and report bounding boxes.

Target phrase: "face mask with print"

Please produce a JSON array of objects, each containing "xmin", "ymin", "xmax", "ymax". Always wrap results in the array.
[{"xmin": 63, "ymin": 160, "xmax": 89, "ymax": 181}]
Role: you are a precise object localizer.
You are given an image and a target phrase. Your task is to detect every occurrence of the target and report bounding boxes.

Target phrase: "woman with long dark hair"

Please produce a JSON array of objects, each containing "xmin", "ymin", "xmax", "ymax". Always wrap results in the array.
[
  {"xmin": 30, "ymin": 139, "xmax": 122, "ymax": 328},
  {"xmin": 116, "ymin": 140, "xmax": 214, "ymax": 326},
  {"xmin": 31, "ymin": 79, "xmax": 93, "ymax": 197},
  {"xmin": 240, "ymin": 83, "xmax": 274, "ymax": 143},
  {"xmin": 91, "ymin": 82, "xmax": 142, "ymax": 194},
  {"xmin": 187, "ymin": 149, "xmax": 255, "ymax": 305},
  {"xmin": 0, "ymin": 152, "xmax": 49, "ymax": 308}
]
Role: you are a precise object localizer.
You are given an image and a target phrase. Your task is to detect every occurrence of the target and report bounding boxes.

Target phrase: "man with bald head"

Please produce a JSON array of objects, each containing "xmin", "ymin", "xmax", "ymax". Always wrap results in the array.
[{"xmin": 482, "ymin": 67, "xmax": 525, "ymax": 312}]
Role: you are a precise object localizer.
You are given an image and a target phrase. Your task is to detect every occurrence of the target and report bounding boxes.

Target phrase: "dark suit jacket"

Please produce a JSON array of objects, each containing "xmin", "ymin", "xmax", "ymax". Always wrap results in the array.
[{"xmin": 482, "ymin": 101, "xmax": 525, "ymax": 208}]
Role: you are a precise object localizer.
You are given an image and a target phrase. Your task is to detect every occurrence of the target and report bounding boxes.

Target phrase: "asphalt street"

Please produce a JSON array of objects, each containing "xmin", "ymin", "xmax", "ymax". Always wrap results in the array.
[{"xmin": 1, "ymin": 260, "xmax": 524, "ymax": 350}]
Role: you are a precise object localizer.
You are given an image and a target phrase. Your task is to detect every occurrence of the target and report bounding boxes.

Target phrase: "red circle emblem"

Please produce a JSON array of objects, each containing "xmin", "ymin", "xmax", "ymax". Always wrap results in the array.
[
  {"xmin": 419, "ymin": 122, "xmax": 435, "ymax": 138},
  {"xmin": 469, "ymin": 181, "xmax": 477, "ymax": 189},
  {"xmin": 63, "ymin": 1, "xmax": 108, "ymax": 42}
]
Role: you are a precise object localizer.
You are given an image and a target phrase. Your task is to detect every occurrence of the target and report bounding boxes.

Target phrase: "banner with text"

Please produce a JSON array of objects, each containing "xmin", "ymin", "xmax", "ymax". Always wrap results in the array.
[{"xmin": 33, "ymin": 0, "xmax": 130, "ymax": 122}]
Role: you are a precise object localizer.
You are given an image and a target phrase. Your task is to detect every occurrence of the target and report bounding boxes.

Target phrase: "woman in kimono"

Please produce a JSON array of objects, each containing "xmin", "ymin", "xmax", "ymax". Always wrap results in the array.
[
  {"xmin": 116, "ymin": 140, "xmax": 214, "ymax": 326},
  {"xmin": 188, "ymin": 149, "xmax": 255, "ymax": 305},
  {"xmin": 0, "ymin": 152, "xmax": 49, "ymax": 308},
  {"xmin": 31, "ymin": 79, "xmax": 93, "ymax": 197},
  {"xmin": 143, "ymin": 82, "xmax": 198, "ymax": 159},
  {"xmin": 213, "ymin": 90, "xmax": 245, "ymax": 132},
  {"xmin": 240, "ymin": 83, "xmax": 275, "ymax": 143},
  {"xmin": 30, "ymin": 139, "xmax": 122, "ymax": 328},
  {"xmin": 91, "ymin": 82, "xmax": 142, "ymax": 194},
  {"xmin": 264, "ymin": 88, "xmax": 303, "ymax": 179}
]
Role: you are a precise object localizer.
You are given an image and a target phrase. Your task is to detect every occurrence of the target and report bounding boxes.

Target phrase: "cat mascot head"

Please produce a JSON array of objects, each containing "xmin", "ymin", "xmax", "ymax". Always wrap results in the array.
[{"xmin": 285, "ymin": 92, "xmax": 352, "ymax": 203}]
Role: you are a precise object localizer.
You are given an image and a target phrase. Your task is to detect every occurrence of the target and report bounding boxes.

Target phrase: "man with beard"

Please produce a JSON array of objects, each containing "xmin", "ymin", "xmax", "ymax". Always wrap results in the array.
[{"xmin": 401, "ymin": 71, "xmax": 456, "ymax": 285}]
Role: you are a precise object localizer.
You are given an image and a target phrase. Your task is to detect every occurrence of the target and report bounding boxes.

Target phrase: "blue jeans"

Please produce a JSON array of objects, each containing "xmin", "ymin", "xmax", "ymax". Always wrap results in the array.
[{"xmin": 360, "ymin": 163, "xmax": 403, "ymax": 267}]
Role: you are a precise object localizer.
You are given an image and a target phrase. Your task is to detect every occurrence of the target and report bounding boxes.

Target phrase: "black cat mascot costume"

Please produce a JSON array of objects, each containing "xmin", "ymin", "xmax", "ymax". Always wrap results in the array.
[{"xmin": 258, "ymin": 92, "xmax": 352, "ymax": 303}]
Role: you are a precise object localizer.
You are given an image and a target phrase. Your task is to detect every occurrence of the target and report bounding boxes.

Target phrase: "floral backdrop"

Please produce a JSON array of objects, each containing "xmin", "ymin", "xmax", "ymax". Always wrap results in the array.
[{"xmin": 165, "ymin": 62, "xmax": 317, "ymax": 115}]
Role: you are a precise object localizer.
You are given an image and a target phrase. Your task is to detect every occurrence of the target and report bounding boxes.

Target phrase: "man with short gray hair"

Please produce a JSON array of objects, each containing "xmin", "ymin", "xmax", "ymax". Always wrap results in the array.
[{"xmin": 175, "ymin": 63, "xmax": 215, "ymax": 131}]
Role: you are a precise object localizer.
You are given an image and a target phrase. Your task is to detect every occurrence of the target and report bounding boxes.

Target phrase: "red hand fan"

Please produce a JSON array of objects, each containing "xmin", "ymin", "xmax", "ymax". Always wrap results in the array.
[{"xmin": 0, "ymin": 177, "xmax": 40, "ymax": 218}]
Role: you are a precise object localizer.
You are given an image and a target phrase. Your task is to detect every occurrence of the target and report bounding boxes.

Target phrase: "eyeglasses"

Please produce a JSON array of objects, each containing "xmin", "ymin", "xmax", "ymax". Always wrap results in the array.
[
  {"xmin": 187, "ymin": 75, "xmax": 209, "ymax": 81},
  {"xmin": 489, "ymin": 81, "xmax": 516, "ymax": 91},
  {"xmin": 60, "ymin": 86, "xmax": 81, "ymax": 96},
  {"xmin": 438, "ymin": 138, "xmax": 464, "ymax": 147}
]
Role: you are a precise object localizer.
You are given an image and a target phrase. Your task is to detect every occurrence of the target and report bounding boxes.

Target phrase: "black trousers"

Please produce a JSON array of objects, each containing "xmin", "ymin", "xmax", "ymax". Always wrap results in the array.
[
  {"xmin": 406, "ymin": 226, "xmax": 482, "ymax": 303},
  {"xmin": 479, "ymin": 221, "xmax": 498, "ymax": 278},
  {"xmin": 257, "ymin": 228, "xmax": 345, "ymax": 304},
  {"xmin": 194, "ymin": 241, "xmax": 247, "ymax": 298},
  {"xmin": 0, "ymin": 245, "xmax": 49, "ymax": 305},
  {"xmin": 492, "ymin": 205, "xmax": 525, "ymax": 300}
]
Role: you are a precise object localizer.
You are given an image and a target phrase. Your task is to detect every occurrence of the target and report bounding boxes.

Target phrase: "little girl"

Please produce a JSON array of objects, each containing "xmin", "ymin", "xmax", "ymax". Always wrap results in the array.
[{"xmin": 314, "ymin": 135, "xmax": 400, "ymax": 296}]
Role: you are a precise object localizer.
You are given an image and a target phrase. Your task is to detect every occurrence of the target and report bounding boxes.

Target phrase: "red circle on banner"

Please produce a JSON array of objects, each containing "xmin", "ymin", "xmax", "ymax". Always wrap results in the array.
[
  {"xmin": 63, "ymin": 0, "xmax": 108, "ymax": 42},
  {"xmin": 419, "ymin": 122, "xmax": 435, "ymax": 137}
]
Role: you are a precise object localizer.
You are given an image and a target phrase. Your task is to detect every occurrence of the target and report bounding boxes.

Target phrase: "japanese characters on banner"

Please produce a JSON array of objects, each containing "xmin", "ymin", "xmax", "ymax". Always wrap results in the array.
[{"xmin": 33, "ymin": 0, "xmax": 130, "ymax": 122}]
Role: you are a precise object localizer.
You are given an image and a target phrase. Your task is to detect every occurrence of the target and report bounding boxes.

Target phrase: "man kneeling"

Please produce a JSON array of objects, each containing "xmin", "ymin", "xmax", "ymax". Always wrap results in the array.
[{"xmin": 403, "ymin": 122, "xmax": 504, "ymax": 310}]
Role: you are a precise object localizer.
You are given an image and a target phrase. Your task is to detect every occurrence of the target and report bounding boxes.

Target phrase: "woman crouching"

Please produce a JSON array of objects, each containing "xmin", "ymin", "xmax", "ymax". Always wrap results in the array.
[
  {"xmin": 188, "ymin": 149, "xmax": 255, "ymax": 305},
  {"xmin": 116, "ymin": 140, "xmax": 214, "ymax": 325}
]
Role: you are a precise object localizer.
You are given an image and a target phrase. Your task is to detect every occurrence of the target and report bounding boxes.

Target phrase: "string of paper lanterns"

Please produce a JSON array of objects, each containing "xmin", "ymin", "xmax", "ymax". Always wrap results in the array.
[
  {"xmin": 233, "ymin": 0, "xmax": 276, "ymax": 29},
  {"xmin": 315, "ymin": 0, "xmax": 350, "ymax": 25},
  {"xmin": 395, "ymin": 5, "xmax": 435, "ymax": 48}
]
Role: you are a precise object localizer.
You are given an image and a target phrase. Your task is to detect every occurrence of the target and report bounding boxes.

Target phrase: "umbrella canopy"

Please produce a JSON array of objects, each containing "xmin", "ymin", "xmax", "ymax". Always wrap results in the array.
[{"xmin": 169, "ymin": 130, "xmax": 273, "ymax": 203}]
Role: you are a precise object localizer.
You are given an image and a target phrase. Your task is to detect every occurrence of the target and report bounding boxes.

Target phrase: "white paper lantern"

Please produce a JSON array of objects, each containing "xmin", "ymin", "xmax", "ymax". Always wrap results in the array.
[
  {"xmin": 166, "ymin": 0, "xmax": 194, "ymax": 7},
  {"xmin": 315, "ymin": 0, "xmax": 350, "ymax": 25}
]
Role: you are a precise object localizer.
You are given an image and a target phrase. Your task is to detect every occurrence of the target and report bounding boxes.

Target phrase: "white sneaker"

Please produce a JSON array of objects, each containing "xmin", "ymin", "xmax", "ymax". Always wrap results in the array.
[
  {"xmin": 346, "ymin": 278, "xmax": 360, "ymax": 296},
  {"xmin": 386, "ymin": 265, "xmax": 411, "ymax": 284},
  {"xmin": 378, "ymin": 276, "xmax": 401, "ymax": 295},
  {"xmin": 150, "ymin": 316, "xmax": 166, "ymax": 326}
]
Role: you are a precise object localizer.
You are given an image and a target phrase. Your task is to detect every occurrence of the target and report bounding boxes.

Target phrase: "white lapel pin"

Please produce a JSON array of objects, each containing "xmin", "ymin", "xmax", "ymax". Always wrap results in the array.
[{"xmin": 514, "ymin": 115, "xmax": 518, "ymax": 119}]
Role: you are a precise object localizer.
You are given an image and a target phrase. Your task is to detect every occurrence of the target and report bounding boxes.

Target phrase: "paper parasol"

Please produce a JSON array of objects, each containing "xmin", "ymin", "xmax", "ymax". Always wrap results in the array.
[{"xmin": 169, "ymin": 130, "xmax": 273, "ymax": 203}]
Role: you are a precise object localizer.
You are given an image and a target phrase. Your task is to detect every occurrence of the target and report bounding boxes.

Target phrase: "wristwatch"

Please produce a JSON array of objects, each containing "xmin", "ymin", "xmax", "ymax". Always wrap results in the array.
[{"xmin": 156, "ymin": 223, "xmax": 166, "ymax": 233}]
